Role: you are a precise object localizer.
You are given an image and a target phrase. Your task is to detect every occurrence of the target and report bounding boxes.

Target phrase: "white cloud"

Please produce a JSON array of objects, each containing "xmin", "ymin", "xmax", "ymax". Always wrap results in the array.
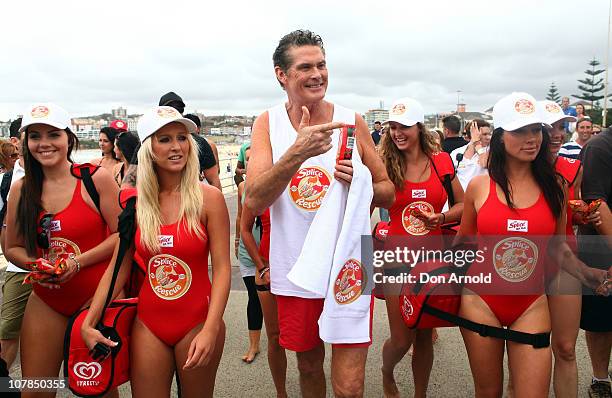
[{"xmin": 1, "ymin": 0, "xmax": 610, "ymax": 120}]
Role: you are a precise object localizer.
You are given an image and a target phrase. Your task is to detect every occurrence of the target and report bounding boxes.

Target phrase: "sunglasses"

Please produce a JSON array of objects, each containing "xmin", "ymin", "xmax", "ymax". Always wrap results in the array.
[{"xmin": 37, "ymin": 213, "xmax": 53, "ymax": 250}]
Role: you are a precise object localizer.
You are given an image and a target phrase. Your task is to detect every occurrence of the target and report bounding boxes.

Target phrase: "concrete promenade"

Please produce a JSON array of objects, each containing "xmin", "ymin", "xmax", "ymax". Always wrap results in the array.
[{"xmin": 0, "ymin": 193, "xmax": 600, "ymax": 397}]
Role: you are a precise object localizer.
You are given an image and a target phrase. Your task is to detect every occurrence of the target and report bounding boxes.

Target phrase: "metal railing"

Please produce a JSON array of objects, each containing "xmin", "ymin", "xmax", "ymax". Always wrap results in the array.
[{"xmin": 219, "ymin": 156, "xmax": 238, "ymax": 195}]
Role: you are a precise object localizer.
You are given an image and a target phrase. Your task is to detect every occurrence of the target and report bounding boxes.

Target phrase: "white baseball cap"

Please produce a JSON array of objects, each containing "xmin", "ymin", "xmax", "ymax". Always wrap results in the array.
[
  {"xmin": 384, "ymin": 97, "xmax": 425, "ymax": 127},
  {"xmin": 137, "ymin": 106, "xmax": 197, "ymax": 143},
  {"xmin": 19, "ymin": 103, "xmax": 71, "ymax": 133},
  {"xmin": 538, "ymin": 100, "xmax": 577, "ymax": 126},
  {"xmin": 493, "ymin": 92, "xmax": 546, "ymax": 131}
]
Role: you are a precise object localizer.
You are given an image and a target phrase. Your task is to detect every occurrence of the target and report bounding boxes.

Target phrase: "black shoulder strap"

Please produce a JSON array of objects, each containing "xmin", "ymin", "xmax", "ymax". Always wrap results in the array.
[
  {"xmin": 80, "ymin": 167, "xmax": 101, "ymax": 214},
  {"xmin": 99, "ymin": 197, "xmax": 137, "ymax": 325},
  {"xmin": 0, "ymin": 171, "xmax": 13, "ymax": 224},
  {"xmin": 430, "ymin": 157, "xmax": 456, "ymax": 207},
  {"xmin": 422, "ymin": 304, "xmax": 550, "ymax": 348}
]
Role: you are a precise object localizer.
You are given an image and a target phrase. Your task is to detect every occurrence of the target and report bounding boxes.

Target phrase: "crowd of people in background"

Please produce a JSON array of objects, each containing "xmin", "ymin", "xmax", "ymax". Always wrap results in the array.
[{"xmin": 0, "ymin": 29, "xmax": 609, "ymax": 398}]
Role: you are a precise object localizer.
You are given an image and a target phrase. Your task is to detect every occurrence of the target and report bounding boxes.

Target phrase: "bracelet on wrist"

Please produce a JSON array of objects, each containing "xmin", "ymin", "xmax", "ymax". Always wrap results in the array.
[
  {"xmin": 258, "ymin": 267, "xmax": 270, "ymax": 279},
  {"xmin": 441, "ymin": 213, "xmax": 446, "ymax": 225},
  {"xmin": 69, "ymin": 253, "xmax": 81, "ymax": 273}
]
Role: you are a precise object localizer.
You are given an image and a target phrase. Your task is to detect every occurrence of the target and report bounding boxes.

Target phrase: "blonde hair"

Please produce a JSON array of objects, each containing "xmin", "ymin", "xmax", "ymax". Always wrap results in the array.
[
  {"xmin": 380, "ymin": 122, "xmax": 439, "ymax": 189},
  {"xmin": 136, "ymin": 133, "xmax": 204, "ymax": 253},
  {"xmin": 0, "ymin": 140, "xmax": 16, "ymax": 171}
]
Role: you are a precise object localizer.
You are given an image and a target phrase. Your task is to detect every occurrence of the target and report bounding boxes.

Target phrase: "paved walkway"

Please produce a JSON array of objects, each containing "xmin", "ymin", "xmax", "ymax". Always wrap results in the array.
[{"xmin": 0, "ymin": 193, "xmax": 602, "ymax": 397}]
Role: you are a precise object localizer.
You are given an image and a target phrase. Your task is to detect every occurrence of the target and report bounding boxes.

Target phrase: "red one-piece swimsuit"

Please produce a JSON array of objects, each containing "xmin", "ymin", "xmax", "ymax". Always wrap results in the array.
[
  {"xmin": 388, "ymin": 153, "xmax": 451, "ymax": 241},
  {"xmin": 135, "ymin": 219, "xmax": 211, "ymax": 347},
  {"xmin": 36, "ymin": 179, "xmax": 109, "ymax": 317},
  {"xmin": 465, "ymin": 178, "xmax": 556, "ymax": 326}
]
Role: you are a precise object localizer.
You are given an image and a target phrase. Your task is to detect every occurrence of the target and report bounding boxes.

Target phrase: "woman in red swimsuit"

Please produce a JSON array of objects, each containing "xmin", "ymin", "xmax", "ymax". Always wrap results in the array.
[
  {"xmin": 91, "ymin": 127, "xmax": 121, "ymax": 173},
  {"xmin": 379, "ymin": 97, "xmax": 464, "ymax": 398},
  {"xmin": 457, "ymin": 93, "xmax": 607, "ymax": 397},
  {"xmin": 82, "ymin": 106, "xmax": 231, "ymax": 398},
  {"xmin": 4, "ymin": 103, "xmax": 121, "ymax": 397},
  {"xmin": 540, "ymin": 100, "xmax": 602, "ymax": 398}
]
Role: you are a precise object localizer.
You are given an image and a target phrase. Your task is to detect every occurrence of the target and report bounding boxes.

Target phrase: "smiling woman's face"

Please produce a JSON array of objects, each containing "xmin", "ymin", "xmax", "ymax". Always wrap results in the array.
[{"xmin": 27, "ymin": 123, "xmax": 69, "ymax": 167}]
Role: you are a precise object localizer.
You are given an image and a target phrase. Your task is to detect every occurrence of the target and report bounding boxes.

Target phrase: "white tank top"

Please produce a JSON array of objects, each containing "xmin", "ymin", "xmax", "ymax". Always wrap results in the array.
[{"xmin": 268, "ymin": 102, "xmax": 356, "ymax": 298}]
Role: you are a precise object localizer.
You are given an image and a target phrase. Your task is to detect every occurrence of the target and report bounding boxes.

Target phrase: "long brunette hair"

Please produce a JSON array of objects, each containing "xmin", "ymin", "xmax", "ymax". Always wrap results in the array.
[{"xmin": 17, "ymin": 128, "xmax": 79, "ymax": 256}]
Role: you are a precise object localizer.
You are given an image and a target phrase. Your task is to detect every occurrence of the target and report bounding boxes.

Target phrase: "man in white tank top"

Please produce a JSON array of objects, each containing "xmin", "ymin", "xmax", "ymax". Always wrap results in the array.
[{"xmin": 245, "ymin": 30, "xmax": 394, "ymax": 398}]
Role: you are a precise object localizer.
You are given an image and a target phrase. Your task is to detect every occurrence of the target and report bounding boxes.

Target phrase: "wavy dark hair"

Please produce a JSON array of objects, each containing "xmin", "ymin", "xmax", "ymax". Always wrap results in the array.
[
  {"xmin": 17, "ymin": 127, "xmax": 79, "ymax": 256},
  {"xmin": 115, "ymin": 131, "xmax": 139, "ymax": 165},
  {"xmin": 487, "ymin": 126, "xmax": 564, "ymax": 218},
  {"xmin": 100, "ymin": 127, "xmax": 119, "ymax": 160}
]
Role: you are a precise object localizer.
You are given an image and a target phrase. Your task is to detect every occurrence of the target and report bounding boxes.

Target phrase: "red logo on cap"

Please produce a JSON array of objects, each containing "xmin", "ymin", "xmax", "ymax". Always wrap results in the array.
[
  {"xmin": 157, "ymin": 108, "xmax": 180, "ymax": 118},
  {"xmin": 514, "ymin": 99, "xmax": 535, "ymax": 115},
  {"xmin": 545, "ymin": 103, "xmax": 561, "ymax": 113},
  {"xmin": 391, "ymin": 103, "xmax": 406, "ymax": 115},
  {"xmin": 31, "ymin": 106, "xmax": 49, "ymax": 118}
]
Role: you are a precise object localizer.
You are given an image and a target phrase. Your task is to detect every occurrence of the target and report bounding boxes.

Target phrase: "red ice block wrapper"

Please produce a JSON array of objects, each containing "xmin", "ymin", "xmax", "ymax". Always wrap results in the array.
[{"xmin": 336, "ymin": 125, "xmax": 356, "ymax": 163}]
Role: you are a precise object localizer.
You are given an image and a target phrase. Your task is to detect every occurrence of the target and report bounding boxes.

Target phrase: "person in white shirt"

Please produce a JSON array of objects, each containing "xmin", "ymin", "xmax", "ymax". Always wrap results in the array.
[
  {"xmin": 246, "ymin": 29, "xmax": 394, "ymax": 398},
  {"xmin": 450, "ymin": 119, "xmax": 492, "ymax": 190},
  {"xmin": 0, "ymin": 118, "xmax": 30, "ymax": 369}
]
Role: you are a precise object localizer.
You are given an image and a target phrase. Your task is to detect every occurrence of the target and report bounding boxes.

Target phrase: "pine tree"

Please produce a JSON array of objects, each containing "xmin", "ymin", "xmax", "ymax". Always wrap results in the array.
[
  {"xmin": 546, "ymin": 82, "xmax": 561, "ymax": 103},
  {"xmin": 572, "ymin": 58, "xmax": 605, "ymax": 108}
]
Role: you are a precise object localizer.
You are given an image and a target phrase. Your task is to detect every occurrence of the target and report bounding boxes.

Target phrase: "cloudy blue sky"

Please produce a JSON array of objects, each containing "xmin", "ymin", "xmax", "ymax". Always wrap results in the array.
[{"xmin": 1, "ymin": 0, "xmax": 610, "ymax": 120}]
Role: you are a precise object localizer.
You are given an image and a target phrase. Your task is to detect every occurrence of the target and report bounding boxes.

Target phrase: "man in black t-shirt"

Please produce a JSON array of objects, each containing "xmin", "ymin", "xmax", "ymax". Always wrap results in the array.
[
  {"xmin": 441, "ymin": 115, "xmax": 466, "ymax": 153},
  {"xmin": 577, "ymin": 127, "xmax": 612, "ymax": 396},
  {"xmin": 159, "ymin": 92, "xmax": 221, "ymax": 190}
]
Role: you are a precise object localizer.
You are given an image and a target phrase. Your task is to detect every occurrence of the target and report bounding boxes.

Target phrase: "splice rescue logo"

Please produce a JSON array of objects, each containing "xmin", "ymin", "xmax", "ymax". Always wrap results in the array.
[
  {"xmin": 514, "ymin": 99, "xmax": 535, "ymax": 115},
  {"xmin": 31, "ymin": 105, "xmax": 50, "ymax": 118},
  {"xmin": 401, "ymin": 201, "xmax": 434, "ymax": 236},
  {"xmin": 148, "ymin": 254, "xmax": 192, "ymax": 300},
  {"xmin": 334, "ymin": 259, "xmax": 365, "ymax": 305},
  {"xmin": 493, "ymin": 237, "xmax": 538, "ymax": 282},
  {"xmin": 545, "ymin": 103, "xmax": 562, "ymax": 114},
  {"xmin": 73, "ymin": 361, "xmax": 102, "ymax": 387},
  {"xmin": 288, "ymin": 166, "xmax": 331, "ymax": 212},
  {"xmin": 391, "ymin": 103, "xmax": 406, "ymax": 115},
  {"xmin": 45, "ymin": 238, "xmax": 81, "ymax": 263},
  {"xmin": 157, "ymin": 107, "xmax": 180, "ymax": 118}
]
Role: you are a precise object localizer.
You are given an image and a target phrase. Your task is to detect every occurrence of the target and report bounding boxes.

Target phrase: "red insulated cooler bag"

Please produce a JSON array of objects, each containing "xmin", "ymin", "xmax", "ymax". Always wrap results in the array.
[
  {"xmin": 398, "ymin": 260, "xmax": 462, "ymax": 329},
  {"xmin": 64, "ymin": 298, "xmax": 137, "ymax": 397},
  {"xmin": 397, "ymin": 259, "xmax": 551, "ymax": 348},
  {"xmin": 63, "ymin": 195, "xmax": 139, "ymax": 396}
]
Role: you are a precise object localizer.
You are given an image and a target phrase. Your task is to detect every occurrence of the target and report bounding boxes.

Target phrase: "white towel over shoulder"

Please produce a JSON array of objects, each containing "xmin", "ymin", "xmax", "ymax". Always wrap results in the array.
[{"xmin": 287, "ymin": 147, "xmax": 373, "ymax": 344}]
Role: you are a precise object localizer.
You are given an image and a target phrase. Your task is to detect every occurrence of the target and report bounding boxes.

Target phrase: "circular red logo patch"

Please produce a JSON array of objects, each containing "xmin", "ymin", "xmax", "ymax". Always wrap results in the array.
[
  {"xmin": 514, "ymin": 99, "xmax": 535, "ymax": 115},
  {"xmin": 493, "ymin": 237, "xmax": 538, "ymax": 282},
  {"xmin": 545, "ymin": 103, "xmax": 561, "ymax": 114},
  {"xmin": 148, "ymin": 254, "xmax": 192, "ymax": 300},
  {"xmin": 334, "ymin": 259, "xmax": 366, "ymax": 305},
  {"xmin": 45, "ymin": 238, "xmax": 81, "ymax": 263},
  {"xmin": 288, "ymin": 166, "xmax": 331, "ymax": 212},
  {"xmin": 401, "ymin": 201, "xmax": 434, "ymax": 236},
  {"xmin": 31, "ymin": 105, "xmax": 49, "ymax": 118},
  {"xmin": 157, "ymin": 108, "xmax": 180, "ymax": 118},
  {"xmin": 391, "ymin": 103, "xmax": 406, "ymax": 115}
]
